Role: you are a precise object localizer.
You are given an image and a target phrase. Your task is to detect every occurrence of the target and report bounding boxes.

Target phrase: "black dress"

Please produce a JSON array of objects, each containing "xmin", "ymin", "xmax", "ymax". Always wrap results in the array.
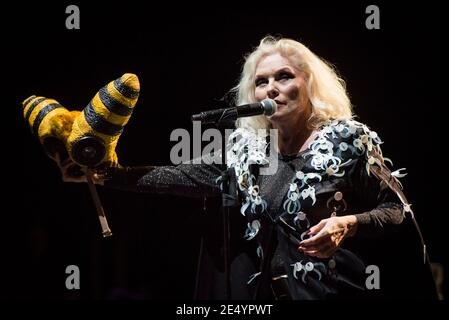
[{"xmin": 103, "ymin": 120, "xmax": 437, "ymax": 299}]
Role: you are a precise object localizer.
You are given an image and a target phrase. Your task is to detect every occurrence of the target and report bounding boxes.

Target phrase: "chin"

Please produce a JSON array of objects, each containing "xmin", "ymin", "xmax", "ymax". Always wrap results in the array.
[{"xmin": 268, "ymin": 108, "xmax": 289, "ymax": 121}]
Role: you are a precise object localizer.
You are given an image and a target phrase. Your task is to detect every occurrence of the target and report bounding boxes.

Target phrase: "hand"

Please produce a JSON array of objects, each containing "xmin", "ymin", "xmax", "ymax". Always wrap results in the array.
[
  {"xmin": 298, "ymin": 215, "xmax": 358, "ymax": 258},
  {"xmin": 54, "ymin": 153, "xmax": 103, "ymax": 185}
]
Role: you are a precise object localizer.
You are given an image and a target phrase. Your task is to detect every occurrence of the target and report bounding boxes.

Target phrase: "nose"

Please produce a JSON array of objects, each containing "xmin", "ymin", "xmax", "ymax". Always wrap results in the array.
[{"xmin": 266, "ymin": 81, "xmax": 279, "ymax": 99}]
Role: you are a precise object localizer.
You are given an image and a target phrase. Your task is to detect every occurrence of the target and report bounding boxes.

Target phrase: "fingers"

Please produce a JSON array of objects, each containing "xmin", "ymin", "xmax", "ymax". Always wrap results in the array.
[
  {"xmin": 298, "ymin": 218, "xmax": 341, "ymax": 258},
  {"xmin": 61, "ymin": 157, "xmax": 78, "ymax": 169},
  {"xmin": 296, "ymin": 216, "xmax": 356, "ymax": 258},
  {"xmin": 307, "ymin": 219, "xmax": 327, "ymax": 235},
  {"xmin": 300, "ymin": 240, "xmax": 337, "ymax": 258},
  {"xmin": 300, "ymin": 219, "xmax": 331, "ymax": 246},
  {"xmin": 60, "ymin": 161, "xmax": 87, "ymax": 183},
  {"xmin": 299, "ymin": 238, "xmax": 335, "ymax": 253},
  {"xmin": 92, "ymin": 173, "xmax": 104, "ymax": 185},
  {"xmin": 299, "ymin": 232, "xmax": 332, "ymax": 256},
  {"xmin": 303, "ymin": 248, "xmax": 336, "ymax": 259},
  {"xmin": 50, "ymin": 152, "xmax": 92, "ymax": 184},
  {"xmin": 59, "ymin": 160, "xmax": 104, "ymax": 184},
  {"xmin": 62, "ymin": 171, "xmax": 86, "ymax": 183},
  {"xmin": 53, "ymin": 152, "xmax": 61, "ymax": 165},
  {"xmin": 86, "ymin": 169, "xmax": 105, "ymax": 185},
  {"xmin": 300, "ymin": 230, "xmax": 328, "ymax": 247}
]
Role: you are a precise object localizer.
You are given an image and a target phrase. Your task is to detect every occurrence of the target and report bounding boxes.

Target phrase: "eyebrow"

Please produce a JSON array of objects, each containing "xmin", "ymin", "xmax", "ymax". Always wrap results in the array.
[{"xmin": 255, "ymin": 66, "xmax": 295, "ymax": 78}]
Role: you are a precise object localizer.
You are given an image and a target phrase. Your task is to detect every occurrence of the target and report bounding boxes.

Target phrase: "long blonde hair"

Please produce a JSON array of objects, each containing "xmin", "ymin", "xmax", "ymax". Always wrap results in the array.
[{"xmin": 233, "ymin": 36, "xmax": 353, "ymax": 130}]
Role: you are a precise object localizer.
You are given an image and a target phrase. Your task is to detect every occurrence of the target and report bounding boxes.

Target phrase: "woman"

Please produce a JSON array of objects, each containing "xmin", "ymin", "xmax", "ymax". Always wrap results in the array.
[{"xmin": 58, "ymin": 36, "xmax": 435, "ymax": 299}]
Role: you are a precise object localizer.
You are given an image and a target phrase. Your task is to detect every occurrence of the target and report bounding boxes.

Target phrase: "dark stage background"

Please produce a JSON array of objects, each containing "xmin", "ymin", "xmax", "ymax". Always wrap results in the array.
[{"xmin": 2, "ymin": 2, "xmax": 446, "ymax": 300}]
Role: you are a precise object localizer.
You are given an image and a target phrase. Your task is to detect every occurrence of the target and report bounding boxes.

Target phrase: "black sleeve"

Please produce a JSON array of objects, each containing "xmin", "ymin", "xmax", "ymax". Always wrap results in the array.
[
  {"xmin": 352, "ymin": 158, "xmax": 405, "ymax": 238},
  {"xmin": 103, "ymin": 155, "xmax": 226, "ymax": 198}
]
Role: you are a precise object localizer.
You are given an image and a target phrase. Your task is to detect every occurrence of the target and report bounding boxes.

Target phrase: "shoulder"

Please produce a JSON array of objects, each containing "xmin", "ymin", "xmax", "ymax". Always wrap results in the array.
[
  {"xmin": 311, "ymin": 118, "xmax": 383, "ymax": 155},
  {"xmin": 305, "ymin": 119, "xmax": 388, "ymax": 176},
  {"xmin": 320, "ymin": 119, "xmax": 382, "ymax": 151}
]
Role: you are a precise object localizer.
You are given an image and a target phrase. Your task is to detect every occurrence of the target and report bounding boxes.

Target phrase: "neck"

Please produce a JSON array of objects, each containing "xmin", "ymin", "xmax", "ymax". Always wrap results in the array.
[{"xmin": 272, "ymin": 112, "xmax": 314, "ymax": 156}]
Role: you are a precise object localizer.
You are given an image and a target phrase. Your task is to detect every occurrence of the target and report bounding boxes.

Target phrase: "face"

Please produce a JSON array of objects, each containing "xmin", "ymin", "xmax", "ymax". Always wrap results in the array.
[{"xmin": 254, "ymin": 53, "xmax": 309, "ymax": 125}]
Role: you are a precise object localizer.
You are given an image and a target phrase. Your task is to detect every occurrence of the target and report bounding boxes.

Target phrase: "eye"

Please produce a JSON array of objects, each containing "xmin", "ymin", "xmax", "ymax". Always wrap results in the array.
[
  {"xmin": 279, "ymin": 71, "xmax": 295, "ymax": 79},
  {"xmin": 277, "ymin": 71, "xmax": 294, "ymax": 81},
  {"xmin": 255, "ymin": 77, "xmax": 267, "ymax": 87}
]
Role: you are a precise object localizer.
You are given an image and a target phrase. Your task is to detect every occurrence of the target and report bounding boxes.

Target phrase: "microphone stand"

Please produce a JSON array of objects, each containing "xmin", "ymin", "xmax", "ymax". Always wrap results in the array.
[
  {"xmin": 191, "ymin": 115, "xmax": 238, "ymax": 300},
  {"xmin": 220, "ymin": 163, "xmax": 238, "ymax": 300},
  {"xmin": 218, "ymin": 117, "xmax": 239, "ymax": 300},
  {"xmin": 191, "ymin": 100, "xmax": 276, "ymax": 298}
]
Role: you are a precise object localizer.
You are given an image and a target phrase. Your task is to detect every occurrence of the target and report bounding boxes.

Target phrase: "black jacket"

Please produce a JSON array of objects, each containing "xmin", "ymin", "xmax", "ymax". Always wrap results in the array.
[{"xmin": 104, "ymin": 120, "xmax": 437, "ymax": 299}]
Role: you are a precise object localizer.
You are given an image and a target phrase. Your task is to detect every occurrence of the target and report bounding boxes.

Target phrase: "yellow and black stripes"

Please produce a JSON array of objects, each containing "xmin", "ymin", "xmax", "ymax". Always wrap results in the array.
[
  {"xmin": 98, "ymin": 86, "xmax": 133, "ymax": 116},
  {"xmin": 21, "ymin": 73, "xmax": 140, "ymax": 168},
  {"xmin": 22, "ymin": 95, "xmax": 37, "ymax": 109},
  {"xmin": 114, "ymin": 77, "xmax": 139, "ymax": 99},
  {"xmin": 23, "ymin": 96, "xmax": 64, "ymax": 136},
  {"xmin": 22, "ymin": 95, "xmax": 79, "ymax": 159},
  {"xmin": 83, "ymin": 102, "xmax": 124, "ymax": 136},
  {"xmin": 24, "ymin": 97, "xmax": 46, "ymax": 131},
  {"xmin": 67, "ymin": 73, "xmax": 140, "ymax": 167},
  {"xmin": 32, "ymin": 103, "xmax": 64, "ymax": 136},
  {"xmin": 81, "ymin": 73, "xmax": 139, "ymax": 137}
]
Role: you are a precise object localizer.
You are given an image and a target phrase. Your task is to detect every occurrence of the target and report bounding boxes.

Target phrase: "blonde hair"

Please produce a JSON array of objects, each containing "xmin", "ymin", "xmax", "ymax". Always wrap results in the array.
[{"xmin": 233, "ymin": 36, "xmax": 353, "ymax": 130}]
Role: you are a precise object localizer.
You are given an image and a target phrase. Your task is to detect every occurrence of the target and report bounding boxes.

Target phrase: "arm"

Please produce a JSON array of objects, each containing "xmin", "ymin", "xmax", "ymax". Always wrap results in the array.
[
  {"xmin": 298, "ymin": 121, "xmax": 408, "ymax": 257},
  {"xmin": 299, "ymin": 155, "xmax": 406, "ymax": 258},
  {"xmin": 352, "ymin": 150, "xmax": 405, "ymax": 238},
  {"xmin": 102, "ymin": 161, "xmax": 224, "ymax": 198},
  {"xmin": 56, "ymin": 153, "xmax": 225, "ymax": 198}
]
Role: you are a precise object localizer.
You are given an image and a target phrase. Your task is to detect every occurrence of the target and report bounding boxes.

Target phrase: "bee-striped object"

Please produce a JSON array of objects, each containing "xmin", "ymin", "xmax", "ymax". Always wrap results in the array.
[
  {"xmin": 67, "ymin": 73, "xmax": 140, "ymax": 167},
  {"xmin": 22, "ymin": 95, "xmax": 80, "ymax": 160}
]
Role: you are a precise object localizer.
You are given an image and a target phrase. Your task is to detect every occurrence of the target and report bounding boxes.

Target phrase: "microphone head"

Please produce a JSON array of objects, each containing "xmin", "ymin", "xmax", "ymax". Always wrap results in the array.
[{"xmin": 261, "ymin": 99, "xmax": 277, "ymax": 116}]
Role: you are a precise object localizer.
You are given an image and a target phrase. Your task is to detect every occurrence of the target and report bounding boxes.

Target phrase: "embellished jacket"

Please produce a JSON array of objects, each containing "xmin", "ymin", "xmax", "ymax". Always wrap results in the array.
[{"xmin": 103, "ymin": 119, "xmax": 434, "ymax": 299}]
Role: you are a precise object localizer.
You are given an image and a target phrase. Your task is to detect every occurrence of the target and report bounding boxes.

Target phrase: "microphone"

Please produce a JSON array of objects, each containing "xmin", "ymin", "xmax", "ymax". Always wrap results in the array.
[{"xmin": 191, "ymin": 99, "xmax": 277, "ymax": 124}]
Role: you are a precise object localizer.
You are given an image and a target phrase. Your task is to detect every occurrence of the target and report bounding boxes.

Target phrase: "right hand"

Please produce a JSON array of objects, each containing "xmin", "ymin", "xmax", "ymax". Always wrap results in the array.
[{"xmin": 54, "ymin": 153, "xmax": 104, "ymax": 185}]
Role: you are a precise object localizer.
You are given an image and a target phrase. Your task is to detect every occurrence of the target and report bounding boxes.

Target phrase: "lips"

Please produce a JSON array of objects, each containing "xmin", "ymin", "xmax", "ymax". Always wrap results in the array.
[{"xmin": 274, "ymin": 100, "xmax": 286, "ymax": 107}]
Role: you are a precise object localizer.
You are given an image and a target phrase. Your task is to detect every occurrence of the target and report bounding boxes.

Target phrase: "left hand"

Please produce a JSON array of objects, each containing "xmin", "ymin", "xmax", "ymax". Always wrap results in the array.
[{"xmin": 298, "ymin": 215, "xmax": 358, "ymax": 258}]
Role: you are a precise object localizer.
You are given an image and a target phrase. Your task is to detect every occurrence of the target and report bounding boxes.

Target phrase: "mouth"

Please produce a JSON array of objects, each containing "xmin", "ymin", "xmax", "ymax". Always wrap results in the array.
[{"xmin": 274, "ymin": 100, "xmax": 287, "ymax": 108}]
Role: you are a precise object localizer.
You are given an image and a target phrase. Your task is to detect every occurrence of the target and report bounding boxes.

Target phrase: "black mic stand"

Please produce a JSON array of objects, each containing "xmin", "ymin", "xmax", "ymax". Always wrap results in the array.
[
  {"xmin": 218, "ymin": 119, "xmax": 240, "ymax": 300},
  {"xmin": 220, "ymin": 161, "xmax": 238, "ymax": 300},
  {"xmin": 192, "ymin": 116, "xmax": 238, "ymax": 300}
]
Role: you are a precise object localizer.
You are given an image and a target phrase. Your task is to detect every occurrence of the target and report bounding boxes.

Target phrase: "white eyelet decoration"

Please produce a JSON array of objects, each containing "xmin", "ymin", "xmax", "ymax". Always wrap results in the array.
[
  {"xmin": 227, "ymin": 128, "xmax": 269, "ymax": 216},
  {"xmin": 244, "ymin": 219, "xmax": 261, "ymax": 240},
  {"xmin": 291, "ymin": 260, "xmax": 327, "ymax": 283},
  {"xmin": 225, "ymin": 120, "xmax": 407, "ymax": 246}
]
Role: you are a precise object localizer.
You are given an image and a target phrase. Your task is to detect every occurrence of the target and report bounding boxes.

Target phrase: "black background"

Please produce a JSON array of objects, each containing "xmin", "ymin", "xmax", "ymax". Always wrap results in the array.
[{"xmin": 2, "ymin": 1, "xmax": 447, "ymax": 302}]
